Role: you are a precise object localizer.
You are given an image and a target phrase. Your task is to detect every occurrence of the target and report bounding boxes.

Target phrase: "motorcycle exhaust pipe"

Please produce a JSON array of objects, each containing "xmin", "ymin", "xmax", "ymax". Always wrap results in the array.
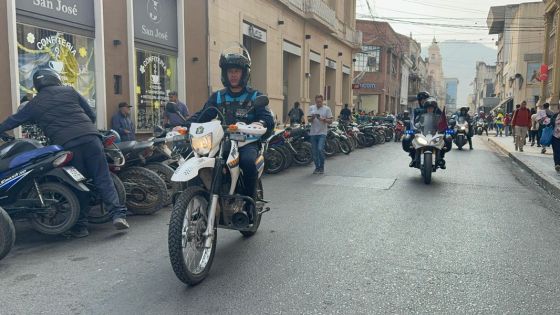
[{"xmin": 231, "ymin": 196, "xmax": 257, "ymax": 228}]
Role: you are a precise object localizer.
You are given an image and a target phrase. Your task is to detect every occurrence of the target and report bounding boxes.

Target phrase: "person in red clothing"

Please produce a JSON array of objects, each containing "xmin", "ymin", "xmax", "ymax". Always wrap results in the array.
[
  {"xmin": 504, "ymin": 113, "xmax": 512, "ymax": 137},
  {"xmin": 512, "ymin": 101, "xmax": 532, "ymax": 152}
]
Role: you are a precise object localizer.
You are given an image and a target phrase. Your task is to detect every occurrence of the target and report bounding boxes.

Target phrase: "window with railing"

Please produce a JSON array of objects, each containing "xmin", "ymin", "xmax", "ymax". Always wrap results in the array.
[{"xmin": 355, "ymin": 45, "xmax": 380, "ymax": 72}]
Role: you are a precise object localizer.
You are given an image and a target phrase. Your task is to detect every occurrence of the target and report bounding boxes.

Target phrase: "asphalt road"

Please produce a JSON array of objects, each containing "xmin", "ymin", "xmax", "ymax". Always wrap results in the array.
[{"xmin": 2, "ymin": 137, "xmax": 560, "ymax": 314}]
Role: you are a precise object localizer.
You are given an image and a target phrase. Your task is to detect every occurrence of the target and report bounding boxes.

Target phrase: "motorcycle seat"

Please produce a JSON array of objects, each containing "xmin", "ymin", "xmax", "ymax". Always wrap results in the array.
[
  {"xmin": 0, "ymin": 140, "xmax": 42, "ymax": 160},
  {"xmin": 117, "ymin": 140, "xmax": 154, "ymax": 155},
  {"xmin": 0, "ymin": 145, "xmax": 62, "ymax": 173},
  {"xmin": 116, "ymin": 141, "xmax": 138, "ymax": 153}
]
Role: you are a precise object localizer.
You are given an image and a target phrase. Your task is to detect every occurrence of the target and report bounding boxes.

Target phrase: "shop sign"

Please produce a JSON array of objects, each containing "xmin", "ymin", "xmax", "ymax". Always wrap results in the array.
[
  {"xmin": 134, "ymin": 0, "xmax": 178, "ymax": 50},
  {"xmin": 243, "ymin": 22, "xmax": 267, "ymax": 43},
  {"xmin": 352, "ymin": 83, "xmax": 360, "ymax": 89},
  {"xmin": 17, "ymin": 0, "xmax": 95, "ymax": 29},
  {"xmin": 139, "ymin": 55, "xmax": 169, "ymax": 102},
  {"xmin": 360, "ymin": 83, "xmax": 376, "ymax": 89}
]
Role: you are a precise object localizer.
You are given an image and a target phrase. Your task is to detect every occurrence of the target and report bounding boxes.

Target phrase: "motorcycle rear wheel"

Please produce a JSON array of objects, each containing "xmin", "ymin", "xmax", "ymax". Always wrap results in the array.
[
  {"xmin": 0, "ymin": 207, "xmax": 15, "ymax": 261},
  {"xmin": 87, "ymin": 172, "xmax": 126, "ymax": 224},
  {"xmin": 168, "ymin": 186, "xmax": 216, "ymax": 286},
  {"xmin": 28, "ymin": 182, "xmax": 80, "ymax": 235}
]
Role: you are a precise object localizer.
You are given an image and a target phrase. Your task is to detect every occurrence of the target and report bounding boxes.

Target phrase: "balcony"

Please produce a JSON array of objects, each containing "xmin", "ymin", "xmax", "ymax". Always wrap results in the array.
[
  {"xmin": 344, "ymin": 26, "xmax": 362, "ymax": 48},
  {"xmin": 303, "ymin": 0, "xmax": 337, "ymax": 31}
]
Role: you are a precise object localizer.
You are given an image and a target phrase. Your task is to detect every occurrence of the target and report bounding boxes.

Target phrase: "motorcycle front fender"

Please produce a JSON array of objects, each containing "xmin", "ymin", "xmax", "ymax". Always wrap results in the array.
[{"xmin": 171, "ymin": 157, "xmax": 216, "ymax": 182}]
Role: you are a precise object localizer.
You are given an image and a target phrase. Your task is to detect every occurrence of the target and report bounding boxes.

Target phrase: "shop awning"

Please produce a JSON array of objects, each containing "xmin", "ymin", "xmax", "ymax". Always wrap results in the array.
[{"xmin": 491, "ymin": 97, "xmax": 512, "ymax": 112}]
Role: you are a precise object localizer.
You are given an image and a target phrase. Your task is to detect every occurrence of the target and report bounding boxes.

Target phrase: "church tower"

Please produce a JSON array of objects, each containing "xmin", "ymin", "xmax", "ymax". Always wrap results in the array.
[{"xmin": 427, "ymin": 37, "xmax": 445, "ymax": 106}]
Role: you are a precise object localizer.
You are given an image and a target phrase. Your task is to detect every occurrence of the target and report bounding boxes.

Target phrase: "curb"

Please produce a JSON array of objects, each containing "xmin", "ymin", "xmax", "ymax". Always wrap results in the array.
[{"xmin": 487, "ymin": 137, "xmax": 560, "ymax": 199}]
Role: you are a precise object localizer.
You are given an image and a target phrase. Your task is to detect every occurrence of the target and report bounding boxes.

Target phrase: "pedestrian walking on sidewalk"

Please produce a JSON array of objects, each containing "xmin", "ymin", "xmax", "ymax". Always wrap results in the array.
[
  {"xmin": 511, "ymin": 104, "xmax": 521, "ymax": 142},
  {"xmin": 495, "ymin": 111, "xmax": 504, "ymax": 136},
  {"xmin": 307, "ymin": 95, "xmax": 333, "ymax": 174},
  {"xmin": 547, "ymin": 110, "xmax": 560, "ymax": 172},
  {"xmin": 512, "ymin": 101, "xmax": 531, "ymax": 152},
  {"xmin": 530, "ymin": 107, "xmax": 539, "ymax": 146},
  {"xmin": 537, "ymin": 103, "xmax": 554, "ymax": 153},
  {"xmin": 504, "ymin": 113, "xmax": 512, "ymax": 137}
]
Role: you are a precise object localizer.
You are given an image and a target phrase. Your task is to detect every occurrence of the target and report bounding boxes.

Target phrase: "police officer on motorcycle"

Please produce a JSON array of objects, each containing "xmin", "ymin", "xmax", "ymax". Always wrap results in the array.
[
  {"xmin": 187, "ymin": 48, "xmax": 274, "ymax": 200},
  {"xmin": 0, "ymin": 69, "xmax": 129, "ymax": 237},
  {"xmin": 454, "ymin": 106, "xmax": 474, "ymax": 150}
]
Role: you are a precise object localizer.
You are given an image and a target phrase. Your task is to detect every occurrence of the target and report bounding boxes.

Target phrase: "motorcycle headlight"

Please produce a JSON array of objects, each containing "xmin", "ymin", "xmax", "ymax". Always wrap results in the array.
[
  {"xmin": 416, "ymin": 137, "xmax": 428, "ymax": 145},
  {"xmin": 460, "ymin": 126, "xmax": 466, "ymax": 131},
  {"xmin": 430, "ymin": 136, "xmax": 442, "ymax": 145},
  {"xmin": 191, "ymin": 134, "xmax": 212, "ymax": 155}
]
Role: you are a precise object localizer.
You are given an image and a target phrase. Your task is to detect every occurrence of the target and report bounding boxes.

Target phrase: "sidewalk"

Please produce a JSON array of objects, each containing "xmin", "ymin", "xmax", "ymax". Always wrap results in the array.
[{"xmin": 486, "ymin": 131, "xmax": 560, "ymax": 198}]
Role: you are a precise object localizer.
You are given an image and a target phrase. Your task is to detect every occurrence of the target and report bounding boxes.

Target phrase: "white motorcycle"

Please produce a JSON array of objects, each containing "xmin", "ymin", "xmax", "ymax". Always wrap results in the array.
[
  {"xmin": 409, "ymin": 112, "xmax": 452, "ymax": 184},
  {"xmin": 168, "ymin": 95, "xmax": 270, "ymax": 285},
  {"xmin": 452, "ymin": 116, "xmax": 469, "ymax": 150}
]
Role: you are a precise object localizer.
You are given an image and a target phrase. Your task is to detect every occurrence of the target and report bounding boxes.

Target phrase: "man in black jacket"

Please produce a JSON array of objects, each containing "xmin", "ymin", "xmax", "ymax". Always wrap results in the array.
[{"xmin": 0, "ymin": 69, "xmax": 129, "ymax": 237}]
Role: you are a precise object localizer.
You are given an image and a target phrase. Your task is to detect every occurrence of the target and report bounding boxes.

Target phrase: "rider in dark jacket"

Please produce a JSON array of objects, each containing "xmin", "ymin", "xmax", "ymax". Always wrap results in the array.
[
  {"xmin": 187, "ymin": 49, "xmax": 274, "ymax": 199},
  {"xmin": 0, "ymin": 69, "xmax": 129, "ymax": 237},
  {"xmin": 454, "ymin": 106, "xmax": 474, "ymax": 150}
]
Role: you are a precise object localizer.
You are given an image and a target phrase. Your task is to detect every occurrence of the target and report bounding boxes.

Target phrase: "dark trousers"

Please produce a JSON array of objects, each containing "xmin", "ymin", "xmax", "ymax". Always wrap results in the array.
[
  {"xmin": 552, "ymin": 137, "xmax": 560, "ymax": 166},
  {"xmin": 529, "ymin": 130, "xmax": 538, "ymax": 143},
  {"xmin": 239, "ymin": 143, "xmax": 259, "ymax": 198},
  {"xmin": 65, "ymin": 136, "xmax": 127, "ymax": 227}
]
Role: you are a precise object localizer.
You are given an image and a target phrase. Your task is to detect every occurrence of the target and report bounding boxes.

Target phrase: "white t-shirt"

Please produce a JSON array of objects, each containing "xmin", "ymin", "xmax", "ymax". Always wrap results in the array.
[{"xmin": 308, "ymin": 105, "xmax": 333, "ymax": 136}]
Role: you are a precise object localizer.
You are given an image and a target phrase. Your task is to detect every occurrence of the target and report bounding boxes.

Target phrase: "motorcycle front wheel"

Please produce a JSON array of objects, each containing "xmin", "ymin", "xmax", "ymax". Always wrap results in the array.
[
  {"xmin": 339, "ymin": 138, "xmax": 351, "ymax": 155},
  {"xmin": 119, "ymin": 166, "xmax": 167, "ymax": 215},
  {"xmin": 168, "ymin": 186, "xmax": 216, "ymax": 286},
  {"xmin": 0, "ymin": 207, "xmax": 15, "ymax": 261},
  {"xmin": 422, "ymin": 152, "xmax": 432, "ymax": 185},
  {"xmin": 292, "ymin": 142, "xmax": 313, "ymax": 166},
  {"xmin": 324, "ymin": 139, "xmax": 338, "ymax": 157},
  {"xmin": 264, "ymin": 147, "xmax": 285, "ymax": 174}
]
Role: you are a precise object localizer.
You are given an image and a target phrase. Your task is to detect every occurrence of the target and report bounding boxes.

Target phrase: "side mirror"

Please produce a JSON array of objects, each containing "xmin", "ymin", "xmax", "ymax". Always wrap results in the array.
[{"xmin": 253, "ymin": 95, "xmax": 269, "ymax": 109}]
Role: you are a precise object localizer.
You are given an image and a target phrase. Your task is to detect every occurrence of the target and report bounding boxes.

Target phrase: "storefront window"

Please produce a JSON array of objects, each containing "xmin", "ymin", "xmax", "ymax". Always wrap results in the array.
[
  {"xmin": 135, "ymin": 49, "xmax": 177, "ymax": 133},
  {"xmin": 16, "ymin": 23, "xmax": 96, "ymax": 108}
]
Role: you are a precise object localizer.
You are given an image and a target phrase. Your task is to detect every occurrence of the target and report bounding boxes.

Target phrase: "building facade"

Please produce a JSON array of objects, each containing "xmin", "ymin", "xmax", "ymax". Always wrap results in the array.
[
  {"xmin": 542, "ymin": 0, "xmax": 560, "ymax": 110},
  {"xmin": 444, "ymin": 78, "xmax": 458, "ymax": 112},
  {"xmin": 208, "ymin": 0, "xmax": 360, "ymax": 122},
  {"xmin": 426, "ymin": 38, "xmax": 445, "ymax": 105},
  {"xmin": 406, "ymin": 37, "xmax": 430, "ymax": 110},
  {"xmin": 354, "ymin": 20, "xmax": 405, "ymax": 115},
  {"xmin": 0, "ymin": 0, "xmax": 360, "ymax": 135},
  {"xmin": 487, "ymin": 2, "xmax": 545, "ymax": 112},
  {"xmin": 472, "ymin": 61, "xmax": 499, "ymax": 113},
  {"xmin": 2, "ymin": 0, "xmax": 209, "ymax": 134}
]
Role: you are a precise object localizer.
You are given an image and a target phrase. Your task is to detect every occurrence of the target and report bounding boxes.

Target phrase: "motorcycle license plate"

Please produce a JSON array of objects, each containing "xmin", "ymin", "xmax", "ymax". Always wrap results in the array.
[{"xmin": 63, "ymin": 166, "xmax": 86, "ymax": 182}]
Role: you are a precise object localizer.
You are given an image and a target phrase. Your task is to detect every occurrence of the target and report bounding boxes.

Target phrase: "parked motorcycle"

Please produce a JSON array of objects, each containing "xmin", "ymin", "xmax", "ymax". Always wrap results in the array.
[
  {"xmin": 168, "ymin": 95, "xmax": 271, "ymax": 285},
  {"xmin": 406, "ymin": 113, "xmax": 452, "ymax": 184},
  {"xmin": 0, "ymin": 134, "xmax": 87, "ymax": 235},
  {"xmin": 0, "ymin": 206, "xmax": 15, "ymax": 261}
]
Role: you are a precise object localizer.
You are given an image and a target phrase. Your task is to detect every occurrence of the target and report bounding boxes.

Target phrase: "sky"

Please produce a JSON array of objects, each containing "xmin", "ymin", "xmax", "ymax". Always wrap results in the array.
[{"xmin": 356, "ymin": 0, "xmax": 539, "ymax": 49}]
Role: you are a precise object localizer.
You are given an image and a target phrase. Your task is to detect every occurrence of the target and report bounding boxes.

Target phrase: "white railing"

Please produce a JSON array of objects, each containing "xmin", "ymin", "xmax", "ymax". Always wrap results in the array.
[
  {"xmin": 345, "ymin": 27, "xmax": 362, "ymax": 46},
  {"xmin": 288, "ymin": 0, "xmax": 304, "ymax": 11},
  {"xmin": 304, "ymin": 0, "xmax": 337, "ymax": 29}
]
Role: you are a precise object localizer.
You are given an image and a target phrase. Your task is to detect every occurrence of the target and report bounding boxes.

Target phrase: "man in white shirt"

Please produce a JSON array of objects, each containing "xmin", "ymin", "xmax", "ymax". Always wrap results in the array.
[{"xmin": 307, "ymin": 95, "xmax": 333, "ymax": 174}]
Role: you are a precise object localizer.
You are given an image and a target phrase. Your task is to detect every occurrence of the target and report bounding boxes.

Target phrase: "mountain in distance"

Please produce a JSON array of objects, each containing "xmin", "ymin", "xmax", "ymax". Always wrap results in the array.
[{"xmin": 437, "ymin": 40, "xmax": 497, "ymax": 106}]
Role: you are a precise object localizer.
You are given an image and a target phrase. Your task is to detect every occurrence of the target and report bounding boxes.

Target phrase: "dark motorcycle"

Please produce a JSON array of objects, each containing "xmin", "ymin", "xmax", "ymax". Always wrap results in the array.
[{"xmin": 0, "ymin": 134, "xmax": 87, "ymax": 235}]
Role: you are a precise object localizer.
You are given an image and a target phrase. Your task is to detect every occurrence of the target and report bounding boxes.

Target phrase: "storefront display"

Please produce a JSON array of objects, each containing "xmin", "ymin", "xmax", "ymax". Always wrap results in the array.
[
  {"xmin": 135, "ymin": 49, "xmax": 177, "ymax": 132},
  {"xmin": 16, "ymin": 23, "xmax": 96, "ymax": 108}
]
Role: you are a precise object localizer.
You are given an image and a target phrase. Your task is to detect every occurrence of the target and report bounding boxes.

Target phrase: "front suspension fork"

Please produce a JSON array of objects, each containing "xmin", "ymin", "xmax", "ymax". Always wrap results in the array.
[{"xmin": 203, "ymin": 158, "xmax": 224, "ymax": 248}]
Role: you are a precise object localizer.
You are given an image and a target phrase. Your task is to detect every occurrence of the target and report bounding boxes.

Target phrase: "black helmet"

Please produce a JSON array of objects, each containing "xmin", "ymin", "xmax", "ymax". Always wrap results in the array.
[
  {"xmin": 460, "ymin": 106, "xmax": 469, "ymax": 112},
  {"xmin": 219, "ymin": 50, "xmax": 251, "ymax": 88},
  {"xmin": 416, "ymin": 91, "xmax": 431, "ymax": 102},
  {"xmin": 33, "ymin": 68, "xmax": 62, "ymax": 92}
]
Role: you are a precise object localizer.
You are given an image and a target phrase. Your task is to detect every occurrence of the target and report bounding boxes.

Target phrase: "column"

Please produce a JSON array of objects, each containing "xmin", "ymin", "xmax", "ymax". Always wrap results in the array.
[
  {"xmin": 540, "ymin": 12, "xmax": 550, "ymax": 106},
  {"xmin": 552, "ymin": 9, "xmax": 560, "ymax": 107}
]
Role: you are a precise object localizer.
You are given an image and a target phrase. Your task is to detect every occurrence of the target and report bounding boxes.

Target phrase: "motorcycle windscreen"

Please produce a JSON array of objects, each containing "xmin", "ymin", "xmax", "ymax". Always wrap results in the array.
[{"xmin": 417, "ymin": 113, "xmax": 439, "ymax": 136}]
